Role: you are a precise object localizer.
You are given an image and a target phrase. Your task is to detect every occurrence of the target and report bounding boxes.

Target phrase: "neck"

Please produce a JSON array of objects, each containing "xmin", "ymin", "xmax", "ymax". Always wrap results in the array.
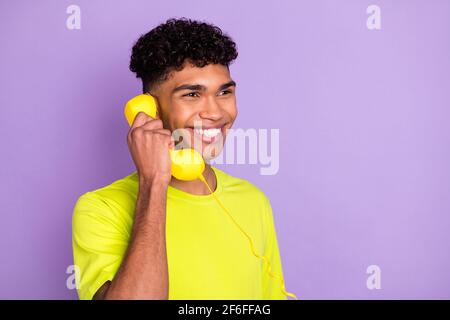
[{"xmin": 169, "ymin": 163, "xmax": 217, "ymax": 195}]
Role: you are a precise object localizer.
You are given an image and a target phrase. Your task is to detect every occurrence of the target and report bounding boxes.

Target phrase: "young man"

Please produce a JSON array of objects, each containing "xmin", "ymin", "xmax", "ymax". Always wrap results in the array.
[{"xmin": 72, "ymin": 18, "xmax": 288, "ymax": 300}]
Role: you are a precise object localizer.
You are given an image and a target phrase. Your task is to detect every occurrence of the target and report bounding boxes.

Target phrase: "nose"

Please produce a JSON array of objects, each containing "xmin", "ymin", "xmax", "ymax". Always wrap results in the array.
[{"xmin": 198, "ymin": 96, "xmax": 223, "ymax": 121}]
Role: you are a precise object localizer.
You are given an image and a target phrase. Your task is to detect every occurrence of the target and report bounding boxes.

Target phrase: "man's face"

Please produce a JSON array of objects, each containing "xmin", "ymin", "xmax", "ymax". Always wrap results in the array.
[{"xmin": 151, "ymin": 62, "xmax": 237, "ymax": 161}]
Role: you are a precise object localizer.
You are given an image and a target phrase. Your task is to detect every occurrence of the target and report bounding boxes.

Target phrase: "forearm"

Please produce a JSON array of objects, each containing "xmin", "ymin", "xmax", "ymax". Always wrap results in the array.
[{"xmin": 103, "ymin": 177, "xmax": 169, "ymax": 299}]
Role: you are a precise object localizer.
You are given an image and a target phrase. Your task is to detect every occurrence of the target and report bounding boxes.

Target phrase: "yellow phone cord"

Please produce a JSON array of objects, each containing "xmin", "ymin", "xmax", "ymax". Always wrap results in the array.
[{"xmin": 199, "ymin": 174, "xmax": 298, "ymax": 300}]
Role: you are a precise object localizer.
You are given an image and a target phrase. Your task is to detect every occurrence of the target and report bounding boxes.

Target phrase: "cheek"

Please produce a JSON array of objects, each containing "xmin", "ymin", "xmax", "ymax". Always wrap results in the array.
[
  {"xmin": 223, "ymin": 98, "xmax": 238, "ymax": 120},
  {"xmin": 167, "ymin": 101, "xmax": 194, "ymax": 128}
]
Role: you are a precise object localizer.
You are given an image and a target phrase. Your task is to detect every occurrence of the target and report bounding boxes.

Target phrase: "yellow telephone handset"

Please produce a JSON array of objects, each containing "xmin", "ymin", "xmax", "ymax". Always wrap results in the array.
[{"xmin": 124, "ymin": 94, "xmax": 205, "ymax": 181}]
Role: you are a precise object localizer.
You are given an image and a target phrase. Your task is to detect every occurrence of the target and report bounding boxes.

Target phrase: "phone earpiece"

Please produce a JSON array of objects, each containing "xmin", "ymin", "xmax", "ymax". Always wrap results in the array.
[
  {"xmin": 125, "ymin": 94, "xmax": 205, "ymax": 181},
  {"xmin": 124, "ymin": 94, "xmax": 158, "ymax": 126}
]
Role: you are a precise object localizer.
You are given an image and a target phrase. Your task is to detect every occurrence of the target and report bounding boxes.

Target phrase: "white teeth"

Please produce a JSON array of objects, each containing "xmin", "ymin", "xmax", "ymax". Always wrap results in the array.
[
  {"xmin": 204, "ymin": 129, "xmax": 219, "ymax": 137},
  {"xmin": 194, "ymin": 128, "xmax": 221, "ymax": 137}
]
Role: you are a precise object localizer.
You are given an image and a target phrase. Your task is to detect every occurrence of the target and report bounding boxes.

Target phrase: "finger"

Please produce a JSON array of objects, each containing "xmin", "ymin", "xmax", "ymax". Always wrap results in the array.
[
  {"xmin": 149, "ymin": 128, "xmax": 172, "ymax": 136},
  {"xmin": 152, "ymin": 131, "xmax": 175, "ymax": 149},
  {"xmin": 130, "ymin": 111, "xmax": 154, "ymax": 130},
  {"xmin": 139, "ymin": 119, "xmax": 164, "ymax": 131},
  {"xmin": 153, "ymin": 131, "xmax": 176, "ymax": 145}
]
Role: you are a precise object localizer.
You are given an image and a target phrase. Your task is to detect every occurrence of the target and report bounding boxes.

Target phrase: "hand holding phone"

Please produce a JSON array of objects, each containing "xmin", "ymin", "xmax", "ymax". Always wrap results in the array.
[
  {"xmin": 127, "ymin": 109, "xmax": 174, "ymax": 184},
  {"xmin": 125, "ymin": 94, "xmax": 205, "ymax": 182}
]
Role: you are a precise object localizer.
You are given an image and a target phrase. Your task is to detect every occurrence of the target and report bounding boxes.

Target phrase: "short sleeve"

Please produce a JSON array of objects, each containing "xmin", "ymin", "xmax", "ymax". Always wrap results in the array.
[
  {"xmin": 260, "ymin": 196, "xmax": 288, "ymax": 300},
  {"xmin": 72, "ymin": 192, "xmax": 129, "ymax": 300}
]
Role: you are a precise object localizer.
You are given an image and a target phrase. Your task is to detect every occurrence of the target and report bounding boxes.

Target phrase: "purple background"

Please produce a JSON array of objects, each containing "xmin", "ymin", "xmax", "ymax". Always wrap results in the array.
[{"xmin": 1, "ymin": 0, "xmax": 449, "ymax": 299}]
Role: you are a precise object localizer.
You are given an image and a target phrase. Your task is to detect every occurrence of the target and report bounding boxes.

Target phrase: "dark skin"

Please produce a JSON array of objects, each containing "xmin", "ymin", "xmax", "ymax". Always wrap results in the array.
[
  {"xmin": 151, "ymin": 60, "xmax": 238, "ymax": 195},
  {"xmin": 93, "ymin": 61, "xmax": 237, "ymax": 299}
]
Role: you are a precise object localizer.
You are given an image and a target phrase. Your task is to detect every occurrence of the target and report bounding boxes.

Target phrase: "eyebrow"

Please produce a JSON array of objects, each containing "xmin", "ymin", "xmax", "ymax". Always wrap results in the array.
[{"xmin": 172, "ymin": 80, "xmax": 236, "ymax": 94}]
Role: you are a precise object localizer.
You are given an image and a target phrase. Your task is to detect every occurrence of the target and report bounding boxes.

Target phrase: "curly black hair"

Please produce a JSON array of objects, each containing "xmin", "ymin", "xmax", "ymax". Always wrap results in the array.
[{"xmin": 129, "ymin": 18, "xmax": 238, "ymax": 93}]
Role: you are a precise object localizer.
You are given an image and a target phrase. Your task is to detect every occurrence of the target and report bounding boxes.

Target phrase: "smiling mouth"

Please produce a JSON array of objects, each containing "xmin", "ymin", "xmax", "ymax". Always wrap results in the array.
[{"xmin": 184, "ymin": 126, "xmax": 226, "ymax": 143}]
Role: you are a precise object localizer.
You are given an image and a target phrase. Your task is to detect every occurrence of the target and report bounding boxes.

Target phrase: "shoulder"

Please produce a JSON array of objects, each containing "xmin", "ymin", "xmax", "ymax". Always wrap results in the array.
[
  {"xmin": 72, "ymin": 172, "xmax": 139, "ymax": 226},
  {"xmin": 212, "ymin": 166, "xmax": 272, "ymax": 212},
  {"xmin": 76, "ymin": 171, "xmax": 138, "ymax": 205}
]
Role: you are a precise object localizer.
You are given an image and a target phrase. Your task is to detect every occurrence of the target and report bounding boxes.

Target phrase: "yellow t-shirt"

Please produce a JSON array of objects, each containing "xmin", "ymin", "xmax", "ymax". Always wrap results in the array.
[{"xmin": 72, "ymin": 166, "xmax": 287, "ymax": 300}]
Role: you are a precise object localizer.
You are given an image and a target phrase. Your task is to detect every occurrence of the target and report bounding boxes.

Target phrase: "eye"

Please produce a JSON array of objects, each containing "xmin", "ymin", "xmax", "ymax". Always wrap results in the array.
[
  {"xmin": 219, "ymin": 89, "xmax": 232, "ymax": 96},
  {"xmin": 183, "ymin": 92, "xmax": 200, "ymax": 98}
]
